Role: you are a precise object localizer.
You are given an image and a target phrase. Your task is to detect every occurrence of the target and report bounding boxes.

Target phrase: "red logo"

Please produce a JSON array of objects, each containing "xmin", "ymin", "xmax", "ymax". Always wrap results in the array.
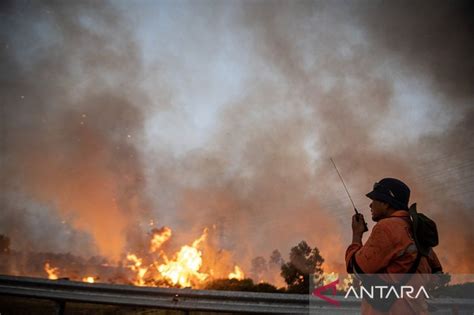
[{"xmin": 312, "ymin": 279, "xmax": 340, "ymax": 306}]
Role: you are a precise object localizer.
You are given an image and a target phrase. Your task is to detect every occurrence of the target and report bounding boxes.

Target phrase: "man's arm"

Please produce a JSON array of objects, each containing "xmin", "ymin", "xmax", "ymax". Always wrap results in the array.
[{"xmin": 346, "ymin": 222, "xmax": 397, "ymax": 274}]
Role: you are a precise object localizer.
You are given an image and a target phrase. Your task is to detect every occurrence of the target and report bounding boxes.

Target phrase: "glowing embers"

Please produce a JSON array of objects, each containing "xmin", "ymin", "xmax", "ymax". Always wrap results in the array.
[{"xmin": 45, "ymin": 262, "xmax": 97, "ymax": 283}]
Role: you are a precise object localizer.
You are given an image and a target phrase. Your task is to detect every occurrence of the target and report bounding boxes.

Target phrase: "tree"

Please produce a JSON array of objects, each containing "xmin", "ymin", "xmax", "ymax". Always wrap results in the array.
[
  {"xmin": 250, "ymin": 256, "xmax": 267, "ymax": 281},
  {"xmin": 269, "ymin": 249, "xmax": 284, "ymax": 267},
  {"xmin": 280, "ymin": 241, "xmax": 324, "ymax": 293}
]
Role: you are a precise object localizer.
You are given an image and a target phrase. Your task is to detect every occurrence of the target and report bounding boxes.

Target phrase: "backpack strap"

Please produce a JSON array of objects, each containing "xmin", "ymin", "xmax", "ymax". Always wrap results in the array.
[{"xmin": 407, "ymin": 252, "xmax": 422, "ymax": 274}]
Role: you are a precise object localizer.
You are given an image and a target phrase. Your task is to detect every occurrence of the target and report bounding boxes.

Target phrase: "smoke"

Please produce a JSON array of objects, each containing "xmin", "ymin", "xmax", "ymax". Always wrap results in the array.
[
  {"xmin": 0, "ymin": 192, "xmax": 96, "ymax": 255},
  {"xmin": 1, "ymin": 0, "xmax": 473, "ymax": 281},
  {"xmin": 355, "ymin": 0, "xmax": 474, "ymax": 273},
  {"xmin": 355, "ymin": 0, "xmax": 474, "ymax": 101},
  {"xmin": 144, "ymin": 0, "xmax": 474, "ymax": 274},
  {"xmin": 1, "ymin": 0, "xmax": 152, "ymax": 260}
]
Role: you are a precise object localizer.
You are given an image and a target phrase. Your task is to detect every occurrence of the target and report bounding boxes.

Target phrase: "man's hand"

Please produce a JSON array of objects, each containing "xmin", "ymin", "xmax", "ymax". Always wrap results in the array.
[{"xmin": 351, "ymin": 213, "xmax": 367, "ymax": 244}]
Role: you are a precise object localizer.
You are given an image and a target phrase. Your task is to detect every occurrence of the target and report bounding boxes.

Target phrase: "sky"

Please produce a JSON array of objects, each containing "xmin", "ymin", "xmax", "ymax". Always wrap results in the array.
[{"xmin": 1, "ymin": 0, "xmax": 473, "ymax": 279}]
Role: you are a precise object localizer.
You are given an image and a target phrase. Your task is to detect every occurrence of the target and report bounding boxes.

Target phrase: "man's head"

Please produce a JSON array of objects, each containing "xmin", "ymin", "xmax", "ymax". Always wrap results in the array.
[{"xmin": 366, "ymin": 178, "xmax": 410, "ymax": 221}]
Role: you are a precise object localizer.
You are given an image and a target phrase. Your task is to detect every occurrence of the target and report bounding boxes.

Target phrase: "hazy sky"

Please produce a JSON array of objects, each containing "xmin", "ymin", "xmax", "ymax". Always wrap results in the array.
[{"xmin": 1, "ymin": 0, "xmax": 473, "ymax": 276}]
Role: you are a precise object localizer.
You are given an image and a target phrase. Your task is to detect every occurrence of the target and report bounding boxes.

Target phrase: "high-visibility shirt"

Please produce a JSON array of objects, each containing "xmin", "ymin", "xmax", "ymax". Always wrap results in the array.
[{"xmin": 345, "ymin": 210, "xmax": 443, "ymax": 314}]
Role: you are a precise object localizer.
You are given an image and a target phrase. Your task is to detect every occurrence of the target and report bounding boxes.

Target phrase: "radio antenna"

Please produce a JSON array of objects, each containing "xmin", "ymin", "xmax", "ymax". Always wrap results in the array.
[
  {"xmin": 329, "ymin": 157, "xmax": 368, "ymax": 231},
  {"xmin": 329, "ymin": 157, "xmax": 357, "ymax": 213}
]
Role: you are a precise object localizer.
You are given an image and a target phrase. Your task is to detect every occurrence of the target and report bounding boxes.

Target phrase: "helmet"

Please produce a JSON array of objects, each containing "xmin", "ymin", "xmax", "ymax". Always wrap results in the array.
[{"xmin": 366, "ymin": 178, "xmax": 410, "ymax": 210}]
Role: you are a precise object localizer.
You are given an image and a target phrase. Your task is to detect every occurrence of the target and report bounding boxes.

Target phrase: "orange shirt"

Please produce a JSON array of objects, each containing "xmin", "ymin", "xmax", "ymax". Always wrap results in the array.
[{"xmin": 345, "ymin": 210, "xmax": 442, "ymax": 314}]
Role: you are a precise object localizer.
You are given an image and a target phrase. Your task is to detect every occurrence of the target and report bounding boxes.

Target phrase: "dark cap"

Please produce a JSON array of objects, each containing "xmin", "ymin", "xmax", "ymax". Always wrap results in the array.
[{"xmin": 366, "ymin": 178, "xmax": 410, "ymax": 210}]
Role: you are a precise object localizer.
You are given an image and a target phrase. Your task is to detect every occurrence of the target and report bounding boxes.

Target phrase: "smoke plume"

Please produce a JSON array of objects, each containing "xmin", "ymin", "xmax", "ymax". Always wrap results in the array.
[
  {"xmin": 1, "ymin": 0, "xmax": 473, "ymax": 281},
  {"xmin": 1, "ymin": 0, "xmax": 152, "ymax": 260}
]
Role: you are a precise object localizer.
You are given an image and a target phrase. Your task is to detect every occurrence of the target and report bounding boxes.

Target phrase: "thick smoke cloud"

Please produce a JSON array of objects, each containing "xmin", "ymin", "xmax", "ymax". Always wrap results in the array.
[
  {"xmin": 1, "ymin": 0, "xmax": 473, "ymax": 281},
  {"xmin": 144, "ymin": 0, "xmax": 474, "ymax": 274},
  {"xmin": 356, "ymin": 0, "xmax": 474, "ymax": 101},
  {"xmin": 1, "ymin": 0, "xmax": 152, "ymax": 259}
]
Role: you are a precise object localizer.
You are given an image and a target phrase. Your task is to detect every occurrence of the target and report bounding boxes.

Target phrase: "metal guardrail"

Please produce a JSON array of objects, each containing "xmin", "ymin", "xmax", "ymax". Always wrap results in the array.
[
  {"xmin": 0, "ymin": 275, "xmax": 309, "ymax": 314},
  {"xmin": 0, "ymin": 275, "xmax": 473, "ymax": 314}
]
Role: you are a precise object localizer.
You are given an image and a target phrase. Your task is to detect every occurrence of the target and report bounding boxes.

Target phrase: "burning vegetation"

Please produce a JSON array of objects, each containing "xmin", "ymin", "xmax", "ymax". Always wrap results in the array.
[
  {"xmin": 0, "ymin": 232, "xmax": 358, "ymax": 293},
  {"xmin": 1, "ymin": 232, "xmax": 353, "ymax": 293},
  {"xmin": 44, "ymin": 262, "xmax": 59, "ymax": 280},
  {"xmin": 26, "ymin": 226, "xmax": 245, "ymax": 288}
]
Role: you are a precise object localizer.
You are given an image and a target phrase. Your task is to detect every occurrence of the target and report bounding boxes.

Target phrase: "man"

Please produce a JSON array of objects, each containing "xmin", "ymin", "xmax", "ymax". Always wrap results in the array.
[{"xmin": 346, "ymin": 178, "xmax": 442, "ymax": 314}]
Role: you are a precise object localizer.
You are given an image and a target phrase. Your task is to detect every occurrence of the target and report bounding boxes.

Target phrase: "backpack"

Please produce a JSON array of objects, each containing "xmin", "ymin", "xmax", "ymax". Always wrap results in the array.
[{"xmin": 408, "ymin": 203, "xmax": 439, "ymax": 256}]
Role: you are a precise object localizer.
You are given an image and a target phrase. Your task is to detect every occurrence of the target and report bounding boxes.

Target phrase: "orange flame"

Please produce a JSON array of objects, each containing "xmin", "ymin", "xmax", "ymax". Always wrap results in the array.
[
  {"xmin": 150, "ymin": 227, "xmax": 172, "ymax": 253},
  {"xmin": 321, "ymin": 272, "xmax": 353, "ymax": 291},
  {"xmin": 156, "ymin": 228, "xmax": 209, "ymax": 287},
  {"xmin": 322, "ymin": 271, "xmax": 338, "ymax": 285},
  {"xmin": 228, "ymin": 265, "xmax": 244, "ymax": 280},
  {"xmin": 41, "ymin": 226, "xmax": 247, "ymax": 288},
  {"xmin": 126, "ymin": 253, "xmax": 149, "ymax": 286},
  {"xmin": 82, "ymin": 276, "xmax": 95, "ymax": 283},
  {"xmin": 44, "ymin": 262, "xmax": 59, "ymax": 280}
]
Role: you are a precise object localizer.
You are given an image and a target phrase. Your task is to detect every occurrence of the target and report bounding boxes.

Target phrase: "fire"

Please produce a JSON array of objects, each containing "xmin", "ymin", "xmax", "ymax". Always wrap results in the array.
[
  {"xmin": 341, "ymin": 274, "xmax": 353, "ymax": 290},
  {"xmin": 39, "ymin": 226, "xmax": 246, "ymax": 289},
  {"xmin": 126, "ymin": 254, "xmax": 149, "ymax": 286},
  {"xmin": 156, "ymin": 228, "xmax": 209, "ymax": 287},
  {"xmin": 228, "ymin": 265, "xmax": 244, "ymax": 280},
  {"xmin": 322, "ymin": 272, "xmax": 339, "ymax": 285},
  {"xmin": 150, "ymin": 227, "xmax": 172, "ymax": 253},
  {"xmin": 321, "ymin": 272, "xmax": 353, "ymax": 291},
  {"xmin": 157, "ymin": 245, "xmax": 208, "ymax": 287},
  {"xmin": 82, "ymin": 276, "xmax": 95, "ymax": 283},
  {"xmin": 44, "ymin": 262, "xmax": 59, "ymax": 280}
]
